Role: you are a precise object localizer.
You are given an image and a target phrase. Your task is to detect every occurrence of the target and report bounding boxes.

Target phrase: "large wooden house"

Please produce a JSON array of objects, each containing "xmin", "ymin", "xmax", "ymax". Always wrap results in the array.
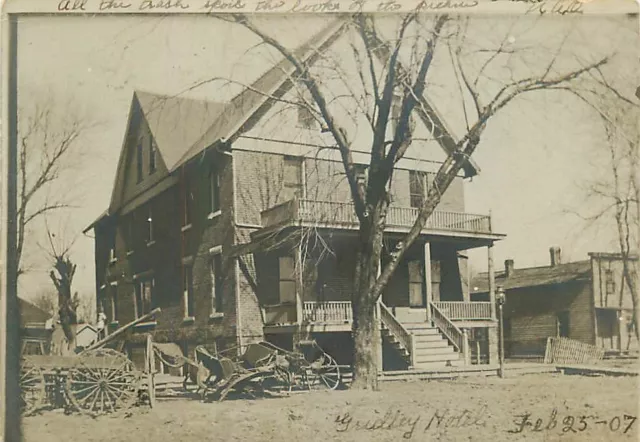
[
  {"xmin": 471, "ymin": 247, "xmax": 639, "ymax": 357},
  {"xmin": 85, "ymin": 19, "xmax": 506, "ymax": 372}
]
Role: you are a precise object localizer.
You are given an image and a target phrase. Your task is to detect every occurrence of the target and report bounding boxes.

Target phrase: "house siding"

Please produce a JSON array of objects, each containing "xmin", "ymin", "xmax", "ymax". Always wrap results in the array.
[{"xmin": 503, "ymin": 281, "xmax": 594, "ymax": 356}]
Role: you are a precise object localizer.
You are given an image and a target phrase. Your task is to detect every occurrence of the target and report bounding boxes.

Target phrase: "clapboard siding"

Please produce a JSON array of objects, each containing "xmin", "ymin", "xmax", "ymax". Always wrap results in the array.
[{"xmin": 504, "ymin": 281, "xmax": 595, "ymax": 356}]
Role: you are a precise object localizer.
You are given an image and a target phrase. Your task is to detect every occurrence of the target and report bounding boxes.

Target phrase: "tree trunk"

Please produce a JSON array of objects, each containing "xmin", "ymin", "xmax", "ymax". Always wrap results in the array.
[{"xmin": 351, "ymin": 214, "xmax": 385, "ymax": 390}]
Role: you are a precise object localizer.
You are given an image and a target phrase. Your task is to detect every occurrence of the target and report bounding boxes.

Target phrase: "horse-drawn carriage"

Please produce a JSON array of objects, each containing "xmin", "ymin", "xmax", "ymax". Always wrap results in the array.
[
  {"xmin": 20, "ymin": 308, "xmax": 161, "ymax": 417},
  {"xmin": 151, "ymin": 338, "xmax": 342, "ymax": 401}
]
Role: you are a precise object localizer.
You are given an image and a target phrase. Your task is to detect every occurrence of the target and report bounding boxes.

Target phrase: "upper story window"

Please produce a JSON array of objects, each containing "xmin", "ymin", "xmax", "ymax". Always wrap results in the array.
[
  {"xmin": 605, "ymin": 269, "xmax": 615, "ymax": 296},
  {"xmin": 297, "ymin": 82, "xmax": 316, "ymax": 130},
  {"xmin": 391, "ymin": 93, "xmax": 402, "ymax": 135},
  {"xmin": 210, "ymin": 251, "xmax": 223, "ymax": 314},
  {"xmin": 149, "ymin": 138, "xmax": 157, "ymax": 174},
  {"xmin": 108, "ymin": 232, "xmax": 116, "ymax": 263},
  {"xmin": 279, "ymin": 256, "xmax": 296, "ymax": 304},
  {"xmin": 135, "ymin": 277, "xmax": 154, "ymax": 318},
  {"xmin": 209, "ymin": 168, "xmax": 220, "ymax": 215},
  {"xmin": 354, "ymin": 165, "xmax": 367, "ymax": 193},
  {"xmin": 136, "ymin": 140, "xmax": 144, "ymax": 183},
  {"xmin": 183, "ymin": 264, "xmax": 194, "ymax": 319},
  {"xmin": 283, "ymin": 157, "xmax": 304, "ymax": 200},
  {"xmin": 108, "ymin": 282, "xmax": 118, "ymax": 323},
  {"xmin": 409, "ymin": 171, "xmax": 428, "ymax": 208}
]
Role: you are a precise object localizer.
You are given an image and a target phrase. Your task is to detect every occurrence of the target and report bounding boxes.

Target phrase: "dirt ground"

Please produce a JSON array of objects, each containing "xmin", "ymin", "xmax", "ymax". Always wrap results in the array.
[{"xmin": 23, "ymin": 373, "xmax": 639, "ymax": 442}]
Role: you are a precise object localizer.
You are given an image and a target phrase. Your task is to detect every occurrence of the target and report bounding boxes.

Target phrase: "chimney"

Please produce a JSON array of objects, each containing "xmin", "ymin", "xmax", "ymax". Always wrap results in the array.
[
  {"xmin": 550, "ymin": 246, "xmax": 562, "ymax": 267},
  {"xmin": 504, "ymin": 259, "xmax": 515, "ymax": 277}
]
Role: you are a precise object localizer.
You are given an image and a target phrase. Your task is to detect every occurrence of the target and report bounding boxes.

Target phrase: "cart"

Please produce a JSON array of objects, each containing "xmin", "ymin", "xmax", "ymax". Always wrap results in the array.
[
  {"xmin": 180, "ymin": 339, "xmax": 342, "ymax": 401},
  {"xmin": 20, "ymin": 308, "xmax": 161, "ymax": 417}
]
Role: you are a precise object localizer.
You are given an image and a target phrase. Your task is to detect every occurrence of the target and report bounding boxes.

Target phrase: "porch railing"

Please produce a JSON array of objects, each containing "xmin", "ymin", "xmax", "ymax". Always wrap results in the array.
[
  {"xmin": 303, "ymin": 301, "xmax": 352, "ymax": 324},
  {"xmin": 379, "ymin": 302, "xmax": 415, "ymax": 366},
  {"xmin": 430, "ymin": 302, "xmax": 465, "ymax": 352},
  {"xmin": 261, "ymin": 198, "xmax": 492, "ymax": 234},
  {"xmin": 432, "ymin": 301, "xmax": 493, "ymax": 320}
]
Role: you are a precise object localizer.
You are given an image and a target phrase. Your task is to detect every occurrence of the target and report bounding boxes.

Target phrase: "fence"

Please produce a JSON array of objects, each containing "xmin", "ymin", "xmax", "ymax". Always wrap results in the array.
[{"xmin": 543, "ymin": 337, "xmax": 605, "ymax": 365}]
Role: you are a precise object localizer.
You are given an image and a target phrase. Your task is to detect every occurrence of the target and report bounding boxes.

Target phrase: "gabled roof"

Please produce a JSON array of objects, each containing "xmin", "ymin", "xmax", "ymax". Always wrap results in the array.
[
  {"xmin": 471, "ymin": 260, "xmax": 592, "ymax": 294},
  {"xmin": 173, "ymin": 17, "xmax": 350, "ymax": 169},
  {"xmin": 135, "ymin": 91, "xmax": 227, "ymax": 171},
  {"xmin": 19, "ymin": 298, "xmax": 52, "ymax": 326}
]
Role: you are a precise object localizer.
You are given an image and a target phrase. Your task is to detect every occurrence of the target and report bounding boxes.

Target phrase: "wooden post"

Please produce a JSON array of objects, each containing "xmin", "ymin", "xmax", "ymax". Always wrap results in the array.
[
  {"xmin": 462, "ymin": 329, "xmax": 471, "ymax": 366},
  {"xmin": 488, "ymin": 243, "xmax": 496, "ymax": 320},
  {"xmin": 410, "ymin": 334, "xmax": 417, "ymax": 368},
  {"xmin": 295, "ymin": 246, "xmax": 304, "ymax": 326},
  {"xmin": 424, "ymin": 241, "xmax": 433, "ymax": 323}
]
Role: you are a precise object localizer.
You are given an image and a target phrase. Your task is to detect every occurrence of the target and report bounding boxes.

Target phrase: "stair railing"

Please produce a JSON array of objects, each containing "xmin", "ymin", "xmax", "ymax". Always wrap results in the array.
[
  {"xmin": 379, "ymin": 302, "xmax": 416, "ymax": 366},
  {"xmin": 430, "ymin": 302, "xmax": 467, "ymax": 354}
]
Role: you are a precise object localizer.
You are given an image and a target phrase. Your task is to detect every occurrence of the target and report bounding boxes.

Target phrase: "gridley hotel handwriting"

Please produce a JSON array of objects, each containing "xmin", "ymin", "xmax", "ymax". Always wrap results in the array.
[{"xmin": 334, "ymin": 406, "xmax": 488, "ymax": 440}]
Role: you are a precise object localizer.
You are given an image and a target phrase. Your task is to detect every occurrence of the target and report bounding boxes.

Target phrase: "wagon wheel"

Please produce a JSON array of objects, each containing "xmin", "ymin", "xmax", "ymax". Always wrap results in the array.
[
  {"xmin": 307, "ymin": 353, "xmax": 341, "ymax": 390},
  {"xmin": 20, "ymin": 363, "xmax": 46, "ymax": 415},
  {"xmin": 65, "ymin": 348, "xmax": 142, "ymax": 417}
]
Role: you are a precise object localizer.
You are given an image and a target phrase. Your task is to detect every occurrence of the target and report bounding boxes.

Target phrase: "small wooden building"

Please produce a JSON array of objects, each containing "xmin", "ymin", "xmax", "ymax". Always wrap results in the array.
[
  {"xmin": 19, "ymin": 298, "xmax": 54, "ymax": 355},
  {"xmin": 471, "ymin": 248, "xmax": 639, "ymax": 357}
]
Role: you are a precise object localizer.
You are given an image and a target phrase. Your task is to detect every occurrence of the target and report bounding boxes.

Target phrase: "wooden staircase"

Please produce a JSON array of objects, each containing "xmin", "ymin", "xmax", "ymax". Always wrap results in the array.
[
  {"xmin": 381, "ymin": 321, "xmax": 462, "ymax": 369},
  {"xmin": 379, "ymin": 302, "xmax": 465, "ymax": 370}
]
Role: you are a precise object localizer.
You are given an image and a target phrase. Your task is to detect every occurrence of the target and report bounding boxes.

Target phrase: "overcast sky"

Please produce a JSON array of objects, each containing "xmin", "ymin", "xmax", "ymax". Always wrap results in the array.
[{"xmin": 14, "ymin": 13, "xmax": 639, "ymax": 306}]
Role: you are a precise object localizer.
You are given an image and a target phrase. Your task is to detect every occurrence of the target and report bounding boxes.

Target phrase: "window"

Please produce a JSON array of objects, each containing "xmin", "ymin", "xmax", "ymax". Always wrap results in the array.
[
  {"xmin": 135, "ymin": 278, "xmax": 154, "ymax": 318},
  {"xmin": 605, "ymin": 269, "xmax": 615, "ymax": 296},
  {"xmin": 136, "ymin": 140, "xmax": 143, "ymax": 183},
  {"xmin": 409, "ymin": 171, "xmax": 428, "ymax": 208},
  {"xmin": 146, "ymin": 207, "xmax": 154, "ymax": 243},
  {"xmin": 391, "ymin": 93, "xmax": 402, "ymax": 134},
  {"xmin": 297, "ymin": 83, "xmax": 316, "ymax": 129},
  {"xmin": 183, "ymin": 265, "xmax": 194, "ymax": 318},
  {"xmin": 209, "ymin": 169, "xmax": 220, "ymax": 214},
  {"xmin": 283, "ymin": 157, "xmax": 304, "ymax": 200},
  {"xmin": 210, "ymin": 253, "xmax": 223, "ymax": 314},
  {"xmin": 149, "ymin": 138, "xmax": 157, "ymax": 173},
  {"xmin": 354, "ymin": 165, "xmax": 367, "ymax": 193},
  {"xmin": 279, "ymin": 256, "xmax": 297, "ymax": 304},
  {"xmin": 184, "ymin": 176, "xmax": 193, "ymax": 226},
  {"xmin": 109, "ymin": 283, "xmax": 118, "ymax": 322},
  {"xmin": 408, "ymin": 261, "xmax": 424, "ymax": 307},
  {"xmin": 108, "ymin": 233, "xmax": 116, "ymax": 263},
  {"xmin": 557, "ymin": 311, "xmax": 570, "ymax": 338}
]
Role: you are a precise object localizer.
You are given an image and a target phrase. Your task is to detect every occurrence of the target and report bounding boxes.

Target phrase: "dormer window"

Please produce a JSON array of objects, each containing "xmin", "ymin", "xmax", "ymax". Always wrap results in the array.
[
  {"xmin": 149, "ymin": 138, "xmax": 157, "ymax": 174},
  {"xmin": 297, "ymin": 83, "xmax": 317, "ymax": 130}
]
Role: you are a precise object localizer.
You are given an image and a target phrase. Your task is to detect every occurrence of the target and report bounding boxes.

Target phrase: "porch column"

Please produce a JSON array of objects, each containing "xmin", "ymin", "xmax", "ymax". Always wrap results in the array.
[
  {"xmin": 295, "ymin": 246, "xmax": 304, "ymax": 326},
  {"xmin": 424, "ymin": 241, "xmax": 433, "ymax": 322},
  {"xmin": 488, "ymin": 242, "xmax": 497, "ymax": 320}
]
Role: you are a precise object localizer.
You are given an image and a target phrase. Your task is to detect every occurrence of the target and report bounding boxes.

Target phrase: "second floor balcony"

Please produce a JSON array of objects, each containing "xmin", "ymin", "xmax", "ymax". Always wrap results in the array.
[{"xmin": 260, "ymin": 198, "xmax": 499, "ymax": 238}]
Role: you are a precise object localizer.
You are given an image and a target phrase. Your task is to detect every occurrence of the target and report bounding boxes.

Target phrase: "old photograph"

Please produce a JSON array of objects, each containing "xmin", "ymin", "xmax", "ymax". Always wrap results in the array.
[{"xmin": 2, "ymin": 2, "xmax": 639, "ymax": 441}]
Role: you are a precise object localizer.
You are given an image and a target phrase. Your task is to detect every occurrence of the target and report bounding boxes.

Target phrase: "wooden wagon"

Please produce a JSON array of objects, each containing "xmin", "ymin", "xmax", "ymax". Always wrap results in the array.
[
  {"xmin": 20, "ymin": 308, "xmax": 161, "ymax": 417},
  {"xmin": 164, "ymin": 339, "xmax": 342, "ymax": 401}
]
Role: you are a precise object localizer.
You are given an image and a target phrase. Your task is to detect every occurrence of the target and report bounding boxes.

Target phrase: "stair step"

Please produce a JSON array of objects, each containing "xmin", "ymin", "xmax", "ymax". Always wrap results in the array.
[
  {"xmin": 413, "ymin": 340, "xmax": 449, "ymax": 349},
  {"xmin": 412, "ymin": 334, "xmax": 446, "ymax": 343},
  {"xmin": 411, "ymin": 360, "xmax": 464, "ymax": 370},
  {"xmin": 413, "ymin": 346, "xmax": 456, "ymax": 357},
  {"xmin": 415, "ymin": 353, "xmax": 460, "ymax": 363},
  {"xmin": 409, "ymin": 329, "xmax": 441, "ymax": 337}
]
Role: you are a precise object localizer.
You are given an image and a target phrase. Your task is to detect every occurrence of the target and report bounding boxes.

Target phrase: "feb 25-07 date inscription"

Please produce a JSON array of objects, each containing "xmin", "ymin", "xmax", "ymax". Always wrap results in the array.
[{"xmin": 510, "ymin": 409, "xmax": 637, "ymax": 436}]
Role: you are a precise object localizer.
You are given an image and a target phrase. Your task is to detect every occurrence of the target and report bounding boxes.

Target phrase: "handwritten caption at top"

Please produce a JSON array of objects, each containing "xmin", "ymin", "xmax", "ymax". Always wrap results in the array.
[{"xmin": 56, "ymin": 0, "xmax": 584, "ymax": 14}]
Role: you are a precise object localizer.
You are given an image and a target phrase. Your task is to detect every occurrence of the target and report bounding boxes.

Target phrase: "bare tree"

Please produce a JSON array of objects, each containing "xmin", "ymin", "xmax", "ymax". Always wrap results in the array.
[
  {"xmin": 31, "ymin": 290, "xmax": 58, "ymax": 317},
  {"xmin": 573, "ymin": 88, "xmax": 639, "ymax": 343},
  {"xmin": 202, "ymin": 13, "xmax": 617, "ymax": 389},
  {"xmin": 17, "ymin": 99, "xmax": 90, "ymax": 278}
]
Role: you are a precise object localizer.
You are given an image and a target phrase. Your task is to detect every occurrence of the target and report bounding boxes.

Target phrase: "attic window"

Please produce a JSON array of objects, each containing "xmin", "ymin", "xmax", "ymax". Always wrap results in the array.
[
  {"xmin": 297, "ymin": 84, "xmax": 316, "ymax": 130},
  {"xmin": 605, "ymin": 269, "xmax": 615, "ymax": 296},
  {"xmin": 149, "ymin": 138, "xmax": 157, "ymax": 174}
]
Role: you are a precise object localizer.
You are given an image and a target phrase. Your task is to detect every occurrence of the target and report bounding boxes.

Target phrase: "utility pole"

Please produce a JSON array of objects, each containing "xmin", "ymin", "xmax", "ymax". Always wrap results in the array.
[{"xmin": 497, "ymin": 286, "xmax": 506, "ymax": 379}]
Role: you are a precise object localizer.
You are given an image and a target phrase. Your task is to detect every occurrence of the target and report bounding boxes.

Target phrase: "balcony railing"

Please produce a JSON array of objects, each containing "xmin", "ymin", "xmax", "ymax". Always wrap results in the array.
[
  {"xmin": 261, "ymin": 198, "xmax": 492, "ymax": 235},
  {"xmin": 432, "ymin": 301, "xmax": 493, "ymax": 320},
  {"xmin": 303, "ymin": 301, "xmax": 352, "ymax": 324}
]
